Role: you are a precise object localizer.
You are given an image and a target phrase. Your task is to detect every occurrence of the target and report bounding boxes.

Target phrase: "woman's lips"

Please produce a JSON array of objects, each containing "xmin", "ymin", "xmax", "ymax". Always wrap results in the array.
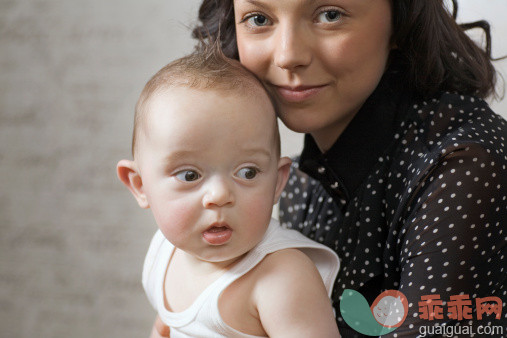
[
  {"xmin": 202, "ymin": 223, "xmax": 232, "ymax": 245},
  {"xmin": 274, "ymin": 84, "xmax": 328, "ymax": 103}
]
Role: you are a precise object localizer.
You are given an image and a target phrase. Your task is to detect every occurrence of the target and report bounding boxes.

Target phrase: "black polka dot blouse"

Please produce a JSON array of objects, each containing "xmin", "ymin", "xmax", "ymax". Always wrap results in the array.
[{"xmin": 279, "ymin": 68, "xmax": 507, "ymax": 337}]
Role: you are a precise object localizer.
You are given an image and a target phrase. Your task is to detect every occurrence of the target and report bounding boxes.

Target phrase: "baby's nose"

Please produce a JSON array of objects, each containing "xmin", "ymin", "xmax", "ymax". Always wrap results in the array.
[{"xmin": 202, "ymin": 177, "xmax": 235, "ymax": 208}]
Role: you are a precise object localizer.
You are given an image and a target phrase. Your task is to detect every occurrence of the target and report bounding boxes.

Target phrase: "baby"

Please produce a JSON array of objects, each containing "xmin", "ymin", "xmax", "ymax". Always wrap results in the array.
[{"xmin": 117, "ymin": 46, "xmax": 340, "ymax": 337}]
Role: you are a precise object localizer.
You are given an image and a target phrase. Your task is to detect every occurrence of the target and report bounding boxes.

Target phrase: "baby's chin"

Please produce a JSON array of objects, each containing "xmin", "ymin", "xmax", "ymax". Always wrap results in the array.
[{"xmin": 195, "ymin": 248, "xmax": 250, "ymax": 266}]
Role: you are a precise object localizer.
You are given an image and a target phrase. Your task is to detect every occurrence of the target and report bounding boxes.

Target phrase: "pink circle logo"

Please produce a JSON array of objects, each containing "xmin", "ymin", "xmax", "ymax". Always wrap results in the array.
[{"xmin": 371, "ymin": 290, "xmax": 409, "ymax": 328}]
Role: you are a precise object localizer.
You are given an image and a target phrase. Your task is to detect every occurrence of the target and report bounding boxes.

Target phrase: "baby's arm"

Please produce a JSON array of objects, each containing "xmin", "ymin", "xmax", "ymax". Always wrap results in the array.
[
  {"xmin": 253, "ymin": 248, "xmax": 340, "ymax": 338},
  {"xmin": 149, "ymin": 316, "xmax": 170, "ymax": 338}
]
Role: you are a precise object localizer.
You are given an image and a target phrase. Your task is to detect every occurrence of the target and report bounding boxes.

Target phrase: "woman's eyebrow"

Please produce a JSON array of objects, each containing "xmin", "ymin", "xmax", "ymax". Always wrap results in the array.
[{"xmin": 237, "ymin": 0, "xmax": 271, "ymax": 10}]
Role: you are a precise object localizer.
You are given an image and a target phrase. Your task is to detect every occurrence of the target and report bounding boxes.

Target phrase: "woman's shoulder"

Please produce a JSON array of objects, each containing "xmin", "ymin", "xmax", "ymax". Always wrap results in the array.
[
  {"xmin": 405, "ymin": 92, "xmax": 505, "ymax": 146},
  {"xmin": 391, "ymin": 92, "xmax": 506, "ymax": 168},
  {"xmin": 383, "ymin": 92, "xmax": 506, "ymax": 206}
]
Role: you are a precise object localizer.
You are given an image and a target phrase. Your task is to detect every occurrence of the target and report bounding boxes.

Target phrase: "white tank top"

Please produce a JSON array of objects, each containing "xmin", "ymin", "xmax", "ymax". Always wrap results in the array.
[{"xmin": 142, "ymin": 218, "xmax": 340, "ymax": 338}]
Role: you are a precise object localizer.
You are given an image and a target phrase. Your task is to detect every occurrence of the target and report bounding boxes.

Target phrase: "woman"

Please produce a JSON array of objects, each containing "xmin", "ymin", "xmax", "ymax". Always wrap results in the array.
[{"xmin": 192, "ymin": 0, "xmax": 506, "ymax": 336}]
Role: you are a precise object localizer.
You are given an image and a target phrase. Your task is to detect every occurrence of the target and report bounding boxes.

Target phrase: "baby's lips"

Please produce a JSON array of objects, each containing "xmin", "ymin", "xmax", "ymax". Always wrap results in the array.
[{"xmin": 202, "ymin": 223, "xmax": 232, "ymax": 245}]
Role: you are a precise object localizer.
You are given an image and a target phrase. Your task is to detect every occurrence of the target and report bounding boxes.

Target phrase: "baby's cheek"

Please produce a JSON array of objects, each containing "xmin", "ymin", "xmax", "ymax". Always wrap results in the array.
[
  {"xmin": 153, "ymin": 202, "xmax": 197, "ymax": 238},
  {"xmin": 241, "ymin": 191, "xmax": 274, "ymax": 222}
]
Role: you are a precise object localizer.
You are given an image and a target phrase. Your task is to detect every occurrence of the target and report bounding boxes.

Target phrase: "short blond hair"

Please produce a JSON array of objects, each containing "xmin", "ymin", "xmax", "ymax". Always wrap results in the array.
[{"xmin": 132, "ymin": 44, "xmax": 280, "ymax": 158}]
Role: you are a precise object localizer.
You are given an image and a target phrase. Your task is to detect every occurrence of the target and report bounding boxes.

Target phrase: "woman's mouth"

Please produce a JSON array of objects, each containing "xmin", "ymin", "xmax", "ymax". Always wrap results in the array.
[
  {"xmin": 202, "ymin": 223, "xmax": 232, "ymax": 245},
  {"xmin": 273, "ymin": 84, "xmax": 328, "ymax": 103}
]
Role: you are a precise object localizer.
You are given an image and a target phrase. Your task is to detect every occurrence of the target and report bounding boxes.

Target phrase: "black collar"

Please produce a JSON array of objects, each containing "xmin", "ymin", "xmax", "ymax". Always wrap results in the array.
[{"xmin": 299, "ymin": 63, "xmax": 412, "ymax": 198}]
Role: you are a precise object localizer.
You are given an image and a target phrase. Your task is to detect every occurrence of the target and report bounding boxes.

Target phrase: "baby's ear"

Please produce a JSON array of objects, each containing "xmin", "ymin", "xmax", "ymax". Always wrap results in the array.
[
  {"xmin": 273, "ymin": 157, "xmax": 292, "ymax": 204},
  {"xmin": 116, "ymin": 159, "xmax": 149, "ymax": 209}
]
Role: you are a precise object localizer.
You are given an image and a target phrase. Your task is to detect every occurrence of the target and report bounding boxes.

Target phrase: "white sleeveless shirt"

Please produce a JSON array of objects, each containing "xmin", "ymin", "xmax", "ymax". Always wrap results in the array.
[{"xmin": 142, "ymin": 218, "xmax": 340, "ymax": 338}]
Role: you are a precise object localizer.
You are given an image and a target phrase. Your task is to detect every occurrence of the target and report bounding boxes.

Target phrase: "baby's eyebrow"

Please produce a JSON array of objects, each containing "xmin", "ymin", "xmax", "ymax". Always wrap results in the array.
[
  {"xmin": 238, "ymin": 147, "xmax": 272, "ymax": 160},
  {"xmin": 163, "ymin": 150, "xmax": 199, "ymax": 163}
]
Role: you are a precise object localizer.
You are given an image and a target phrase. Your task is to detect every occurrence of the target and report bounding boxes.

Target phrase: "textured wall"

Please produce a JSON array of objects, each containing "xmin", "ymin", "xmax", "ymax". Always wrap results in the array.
[
  {"xmin": 0, "ymin": 1, "xmax": 505, "ymax": 337},
  {"xmin": 0, "ymin": 1, "xmax": 199, "ymax": 337}
]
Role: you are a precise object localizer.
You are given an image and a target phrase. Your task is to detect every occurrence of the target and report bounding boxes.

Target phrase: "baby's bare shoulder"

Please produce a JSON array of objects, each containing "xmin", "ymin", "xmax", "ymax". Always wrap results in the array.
[
  {"xmin": 250, "ymin": 248, "xmax": 325, "ymax": 297},
  {"xmin": 250, "ymin": 249, "xmax": 339, "ymax": 337},
  {"xmin": 257, "ymin": 248, "xmax": 317, "ymax": 275},
  {"xmin": 219, "ymin": 249, "xmax": 319, "ymax": 335}
]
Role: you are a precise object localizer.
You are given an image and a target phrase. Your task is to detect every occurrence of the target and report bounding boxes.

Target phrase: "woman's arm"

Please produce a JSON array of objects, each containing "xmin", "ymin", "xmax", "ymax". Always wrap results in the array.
[{"xmin": 388, "ymin": 143, "xmax": 506, "ymax": 336}]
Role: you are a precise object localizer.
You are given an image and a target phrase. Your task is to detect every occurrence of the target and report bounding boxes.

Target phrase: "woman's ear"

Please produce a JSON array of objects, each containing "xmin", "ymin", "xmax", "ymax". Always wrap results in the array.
[
  {"xmin": 116, "ymin": 159, "xmax": 149, "ymax": 209},
  {"xmin": 273, "ymin": 157, "xmax": 292, "ymax": 205}
]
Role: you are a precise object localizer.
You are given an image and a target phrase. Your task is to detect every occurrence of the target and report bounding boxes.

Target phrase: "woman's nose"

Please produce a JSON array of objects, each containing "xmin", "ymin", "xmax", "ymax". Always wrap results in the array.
[
  {"xmin": 273, "ymin": 23, "xmax": 312, "ymax": 71},
  {"xmin": 202, "ymin": 177, "xmax": 235, "ymax": 208}
]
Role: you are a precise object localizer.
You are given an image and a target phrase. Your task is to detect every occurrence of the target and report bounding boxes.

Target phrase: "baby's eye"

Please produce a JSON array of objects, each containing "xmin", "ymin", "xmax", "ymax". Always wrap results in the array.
[
  {"xmin": 175, "ymin": 170, "xmax": 201, "ymax": 182},
  {"xmin": 237, "ymin": 167, "xmax": 259, "ymax": 180},
  {"xmin": 316, "ymin": 10, "xmax": 342, "ymax": 23},
  {"xmin": 245, "ymin": 14, "xmax": 270, "ymax": 27}
]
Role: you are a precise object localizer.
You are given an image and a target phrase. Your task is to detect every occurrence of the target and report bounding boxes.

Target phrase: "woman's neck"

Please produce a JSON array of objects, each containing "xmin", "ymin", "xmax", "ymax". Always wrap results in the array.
[{"xmin": 311, "ymin": 112, "xmax": 357, "ymax": 153}]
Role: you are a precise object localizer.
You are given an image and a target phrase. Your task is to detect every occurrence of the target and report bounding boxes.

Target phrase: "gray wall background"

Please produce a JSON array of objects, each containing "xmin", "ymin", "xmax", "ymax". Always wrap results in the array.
[{"xmin": 1, "ymin": 1, "xmax": 505, "ymax": 337}]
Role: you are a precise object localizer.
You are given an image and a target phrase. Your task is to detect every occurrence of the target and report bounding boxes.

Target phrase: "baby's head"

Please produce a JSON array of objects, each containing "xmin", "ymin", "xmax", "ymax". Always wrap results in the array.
[
  {"xmin": 131, "ymin": 45, "xmax": 282, "ymax": 160},
  {"xmin": 117, "ymin": 46, "xmax": 291, "ymax": 264}
]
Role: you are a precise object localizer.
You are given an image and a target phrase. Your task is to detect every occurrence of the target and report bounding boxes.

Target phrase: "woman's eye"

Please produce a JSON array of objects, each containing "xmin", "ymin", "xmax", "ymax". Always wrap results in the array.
[
  {"xmin": 175, "ymin": 170, "xmax": 201, "ymax": 182},
  {"xmin": 245, "ymin": 14, "xmax": 270, "ymax": 27},
  {"xmin": 316, "ymin": 10, "xmax": 342, "ymax": 23},
  {"xmin": 237, "ymin": 167, "xmax": 259, "ymax": 180}
]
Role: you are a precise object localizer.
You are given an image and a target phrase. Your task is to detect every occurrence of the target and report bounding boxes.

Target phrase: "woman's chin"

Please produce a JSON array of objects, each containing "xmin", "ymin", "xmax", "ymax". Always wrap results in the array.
[{"xmin": 278, "ymin": 110, "xmax": 324, "ymax": 134}]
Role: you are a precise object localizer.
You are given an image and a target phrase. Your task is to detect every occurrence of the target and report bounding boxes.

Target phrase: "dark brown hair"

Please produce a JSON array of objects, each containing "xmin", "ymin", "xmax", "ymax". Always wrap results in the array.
[{"xmin": 192, "ymin": 0, "xmax": 500, "ymax": 99}]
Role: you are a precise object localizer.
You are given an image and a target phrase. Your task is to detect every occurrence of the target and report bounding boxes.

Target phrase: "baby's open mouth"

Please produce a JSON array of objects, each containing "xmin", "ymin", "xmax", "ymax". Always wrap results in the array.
[{"xmin": 202, "ymin": 223, "xmax": 232, "ymax": 245}]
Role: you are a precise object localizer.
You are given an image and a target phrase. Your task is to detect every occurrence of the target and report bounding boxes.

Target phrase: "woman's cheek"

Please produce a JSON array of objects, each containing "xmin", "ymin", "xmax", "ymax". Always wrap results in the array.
[{"xmin": 237, "ymin": 40, "xmax": 267, "ymax": 75}]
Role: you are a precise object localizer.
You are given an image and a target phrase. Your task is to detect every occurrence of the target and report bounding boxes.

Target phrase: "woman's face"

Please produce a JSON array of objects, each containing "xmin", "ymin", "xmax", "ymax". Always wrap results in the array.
[{"xmin": 234, "ymin": 0, "xmax": 393, "ymax": 151}]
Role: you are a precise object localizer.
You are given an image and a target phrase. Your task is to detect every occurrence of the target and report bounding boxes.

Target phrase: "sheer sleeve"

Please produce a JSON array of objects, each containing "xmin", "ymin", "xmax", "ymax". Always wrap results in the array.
[{"xmin": 385, "ymin": 143, "xmax": 506, "ymax": 336}]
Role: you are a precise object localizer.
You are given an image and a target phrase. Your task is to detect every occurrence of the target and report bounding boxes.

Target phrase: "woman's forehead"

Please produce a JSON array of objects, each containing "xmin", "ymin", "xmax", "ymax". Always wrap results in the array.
[{"xmin": 233, "ymin": 0, "xmax": 391, "ymax": 11}]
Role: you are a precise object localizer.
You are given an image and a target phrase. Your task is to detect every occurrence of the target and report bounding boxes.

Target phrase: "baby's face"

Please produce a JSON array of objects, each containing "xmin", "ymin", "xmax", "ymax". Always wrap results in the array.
[{"xmin": 136, "ymin": 87, "xmax": 284, "ymax": 264}]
